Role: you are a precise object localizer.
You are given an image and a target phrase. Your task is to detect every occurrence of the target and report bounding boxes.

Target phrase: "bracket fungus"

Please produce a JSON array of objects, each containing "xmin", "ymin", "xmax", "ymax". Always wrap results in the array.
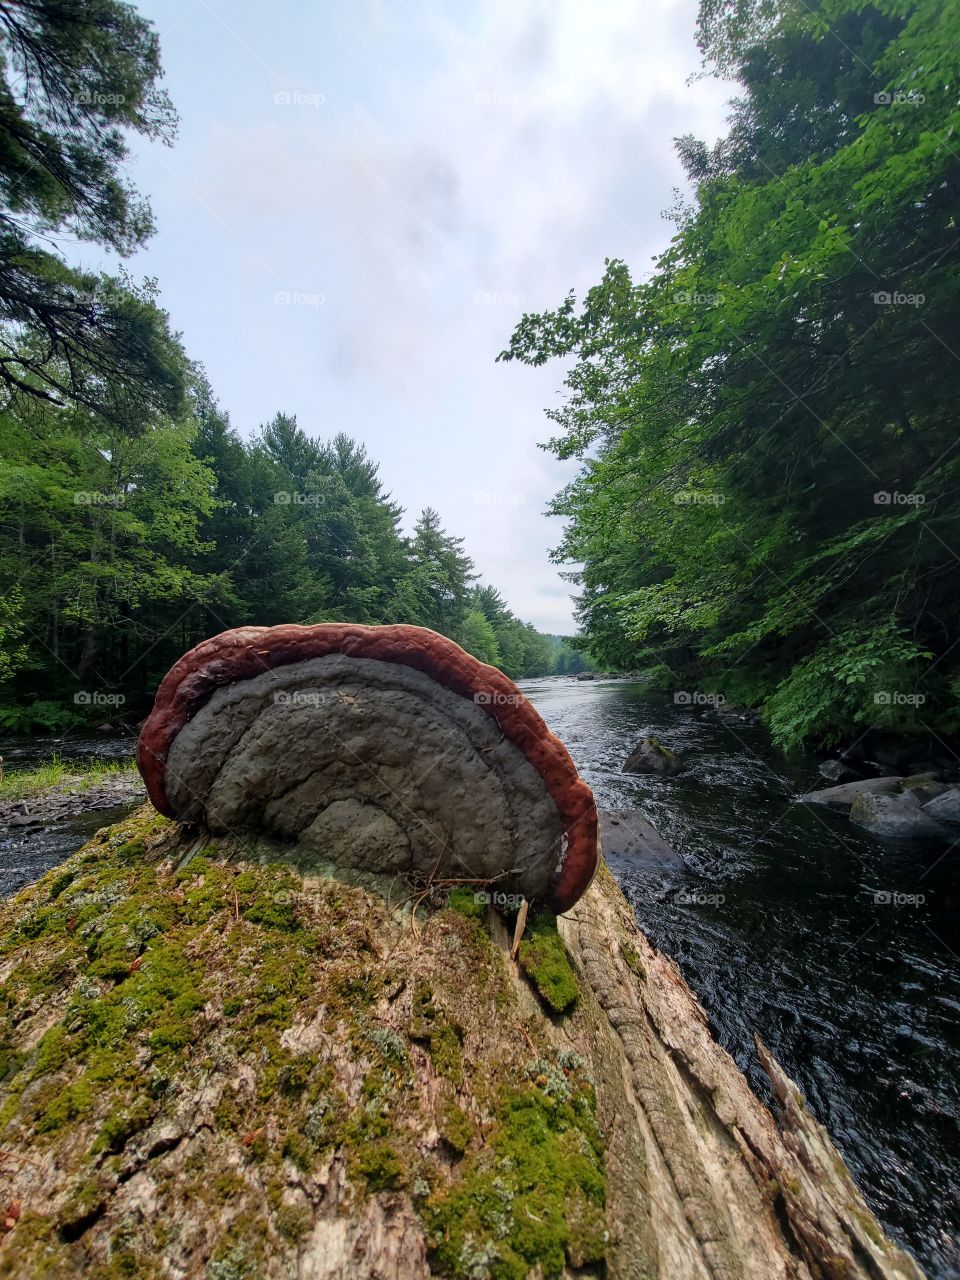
[{"xmin": 137, "ymin": 623, "xmax": 598, "ymax": 911}]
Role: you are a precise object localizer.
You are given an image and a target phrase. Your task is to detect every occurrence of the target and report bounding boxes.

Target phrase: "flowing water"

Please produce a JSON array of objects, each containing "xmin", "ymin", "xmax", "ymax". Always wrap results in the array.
[
  {"xmin": 2, "ymin": 694, "xmax": 958, "ymax": 1274},
  {"xmin": 520, "ymin": 675, "xmax": 960, "ymax": 1278}
]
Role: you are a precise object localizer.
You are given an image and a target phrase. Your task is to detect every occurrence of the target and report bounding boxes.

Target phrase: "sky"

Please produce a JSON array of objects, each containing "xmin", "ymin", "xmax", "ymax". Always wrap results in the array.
[{"xmin": 96, "ymin": 0, "xmax": 732, "ymax": 633}]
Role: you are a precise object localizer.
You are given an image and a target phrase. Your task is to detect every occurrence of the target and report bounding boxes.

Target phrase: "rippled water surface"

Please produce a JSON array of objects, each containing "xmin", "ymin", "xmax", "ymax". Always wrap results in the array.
[{"xmin": 521, "ymin": 676, "xmax": 960, "ymax": 1279}]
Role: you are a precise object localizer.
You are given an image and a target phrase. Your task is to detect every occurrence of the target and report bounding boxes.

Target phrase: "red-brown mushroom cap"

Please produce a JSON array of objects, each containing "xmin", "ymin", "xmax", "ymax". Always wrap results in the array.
[{"xmin": 137, "ymin": 623, "xmax": 598, "ymax": 911}]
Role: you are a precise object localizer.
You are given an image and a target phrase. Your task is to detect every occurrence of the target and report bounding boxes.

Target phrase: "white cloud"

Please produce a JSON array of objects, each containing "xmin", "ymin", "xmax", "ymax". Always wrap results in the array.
[{"xmin": 127, "ymin": 0, "xmax": 731, "ymax": 631}]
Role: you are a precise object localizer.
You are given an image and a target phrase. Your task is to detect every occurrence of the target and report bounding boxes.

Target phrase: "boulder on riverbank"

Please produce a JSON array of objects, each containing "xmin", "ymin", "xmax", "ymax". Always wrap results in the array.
[
  {"xmin": 0, "ymin": 805, "xmax": 924, "ymax": 1280},
  {"xmin": 623, "ymin": 736, "xmax": 684, "ymax": 776}
]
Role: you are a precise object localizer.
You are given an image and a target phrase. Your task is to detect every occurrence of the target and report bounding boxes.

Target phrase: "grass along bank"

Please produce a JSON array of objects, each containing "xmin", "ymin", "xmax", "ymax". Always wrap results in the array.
[{"xmin": 0, "ymin": 756, "xmax": 138, "ymax": 805}]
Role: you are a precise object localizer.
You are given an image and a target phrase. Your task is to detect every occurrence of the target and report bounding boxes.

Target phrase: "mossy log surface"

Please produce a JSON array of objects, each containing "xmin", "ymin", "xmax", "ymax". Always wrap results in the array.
[{"xmin": 0, "ymin": 806, "xmax": 924, "ymax": 1279}]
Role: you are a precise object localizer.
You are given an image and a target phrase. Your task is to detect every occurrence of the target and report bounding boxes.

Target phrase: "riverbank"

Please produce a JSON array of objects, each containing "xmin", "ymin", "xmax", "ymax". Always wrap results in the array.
[{"xmin": 0, "ymin": 760, "xmax": 143, "ymax": 826}]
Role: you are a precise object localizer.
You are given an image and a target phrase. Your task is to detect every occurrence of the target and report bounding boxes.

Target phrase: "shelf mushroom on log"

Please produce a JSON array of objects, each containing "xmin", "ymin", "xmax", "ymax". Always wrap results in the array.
[{"xmin": 136, "ymin": 623, "xmax": 598, "ymax": 912}]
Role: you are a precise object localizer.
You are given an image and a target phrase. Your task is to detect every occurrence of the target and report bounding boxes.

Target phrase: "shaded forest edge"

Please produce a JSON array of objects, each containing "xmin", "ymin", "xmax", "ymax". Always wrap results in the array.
[{"xmin": 500, "ymin": 0, "xmax": 960, "ymax": 752}]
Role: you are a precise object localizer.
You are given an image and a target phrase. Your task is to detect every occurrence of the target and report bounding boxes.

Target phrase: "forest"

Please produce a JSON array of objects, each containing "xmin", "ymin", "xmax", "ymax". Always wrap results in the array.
[
  {"xmin": 0, "ymin": 2, "xmax": 585, "ymax": 733},
  {"xmin": 502, "ymin": 0, "xmax": 960, "ymax": 748}
]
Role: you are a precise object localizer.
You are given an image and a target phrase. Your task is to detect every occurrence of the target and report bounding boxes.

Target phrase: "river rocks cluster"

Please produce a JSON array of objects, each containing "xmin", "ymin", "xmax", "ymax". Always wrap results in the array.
[
  {"xmin": 801, "ymin": 772, "xmax": 960, "ymax": 840},
  {"xmin": 137, "ymin": 623, "xmax": 599, "ymax": 911}
]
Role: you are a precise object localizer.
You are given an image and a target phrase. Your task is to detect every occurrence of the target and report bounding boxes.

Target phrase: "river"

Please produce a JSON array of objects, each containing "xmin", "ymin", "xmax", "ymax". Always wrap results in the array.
[
  {"xmin": 2, "ymin": 683, "xmax": 958, "ymax": 1275},
  {"xmin": 520, "ymin": 675, "xmax": 960, "ymax": 1279}
]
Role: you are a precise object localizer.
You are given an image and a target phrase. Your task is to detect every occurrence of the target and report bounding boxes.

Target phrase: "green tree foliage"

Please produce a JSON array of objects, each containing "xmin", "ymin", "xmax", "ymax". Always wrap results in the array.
[
  {"xmin": 0, "ymin": 379, "xmax": 563, "ymax": 724},
  {"xmin": 460, "ymin": 608, "xmax": 502, "ymax": 666},
  {"xmin": 500, "ymin": 0, "xmax": 960, "ymax": 747},
  {"xmin": 0, "ymin": 0, "xmax": 183, "ymax": 419}
]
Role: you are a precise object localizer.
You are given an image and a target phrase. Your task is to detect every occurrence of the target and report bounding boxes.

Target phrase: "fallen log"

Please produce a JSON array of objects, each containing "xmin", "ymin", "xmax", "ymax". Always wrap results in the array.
[{"xmin": 0, "ymin": 626, "xmax": 925, "ymax": 1279}]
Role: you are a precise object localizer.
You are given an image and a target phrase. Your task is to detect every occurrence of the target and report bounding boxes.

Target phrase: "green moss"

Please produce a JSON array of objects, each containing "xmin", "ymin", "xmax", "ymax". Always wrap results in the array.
[
  {"xmin": 426, "ymin": 1057, "xmax": 606, "ymax": 1278},
  {"xmin": 517, "ymin": 911, "xmax": 579, "ymax": 1014},
  {"xmin": 351, "ymin": 1139, "xmax": 405, "ymax": 1191},
  {"xmin": 409, "ymin": 981, "xmax": 463, "ymax": 1084},
  {"xmin": 92, "ymin": 1095, "xmax": 157, "ymax": 1154},
  {"xmin": 445, "ymin": 887, "xmax": 487, "ymax": 921},
  {"xmin": 620, "ymin": 941, "xmax": 646, "ymax": 980},
  {"xmin": 438, "ymin": 1100, "xmax": 474, "ymax": 1156},
  {"xmin": 47, "ymin": 869, "xmax": 76, "ymax": 901}
]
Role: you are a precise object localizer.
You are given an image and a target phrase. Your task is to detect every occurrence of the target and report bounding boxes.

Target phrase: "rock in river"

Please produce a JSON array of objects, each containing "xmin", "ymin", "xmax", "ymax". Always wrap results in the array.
[
  {"xmin": 849, "ymin": 789, "xmax": 947, "ymax": 840},
  {"xmin": 623, "ymin": 736, "xmax": 683, "ymax": 776},
  {"xmin": 800, "ymin": 776, "xmax": 904, "ymax": 812},
  {"xmin": 923, "ymin": 786, "xmax": 960, "ymax": 827}
]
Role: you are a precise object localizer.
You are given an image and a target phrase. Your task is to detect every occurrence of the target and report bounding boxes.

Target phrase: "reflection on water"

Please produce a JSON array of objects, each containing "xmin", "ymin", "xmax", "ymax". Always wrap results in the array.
[{"xmin": 521, "ymin": 676, "xmax": 960, "ymax": 1278}]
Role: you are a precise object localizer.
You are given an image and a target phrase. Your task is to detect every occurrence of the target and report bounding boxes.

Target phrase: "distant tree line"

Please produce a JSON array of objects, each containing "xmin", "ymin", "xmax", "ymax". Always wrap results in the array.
[{"xmin": 0, "ymin": 0, "xmax": 579, "ymax": 732}]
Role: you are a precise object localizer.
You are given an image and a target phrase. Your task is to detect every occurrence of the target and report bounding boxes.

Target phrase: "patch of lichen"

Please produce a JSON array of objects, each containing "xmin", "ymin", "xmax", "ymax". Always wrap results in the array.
[
  {"xmin": 517, "ymin": 910, "xmax": 579, "ymax": 1014},
  {"xmin": 425, "ymin": 1050, "xmax": 606, "ymax": 1279}
]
